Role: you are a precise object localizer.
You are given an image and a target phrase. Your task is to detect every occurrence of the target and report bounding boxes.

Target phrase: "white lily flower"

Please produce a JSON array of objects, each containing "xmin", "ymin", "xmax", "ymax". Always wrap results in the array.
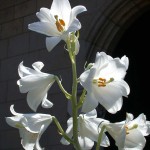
[
  {"xmin": 61, "ymin": 109, "xmax": 110, "ymax": 149},
  {"xmin": 5, "ymin": 105, "xmax": 52, "ymax": 150},
  {"xmin": 17, "ymin": 61, "xmax": 55, "ymax": 112},
  {"xmin": 79, "ymin": 52, "xmax": 130, "ymax": 114},
  {"xmin": 105, "ymin": 113, "xmax": 150, "ymax": 150},
  {"xmin": 28, "ymin": 0, "xmax": 87, "ymax": 52}
]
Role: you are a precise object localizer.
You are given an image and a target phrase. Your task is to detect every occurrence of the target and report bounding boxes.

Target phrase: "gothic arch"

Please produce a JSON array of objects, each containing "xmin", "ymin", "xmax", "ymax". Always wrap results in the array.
[{"xmin": 86, "ymin": 0, "xmax": 150, "ymax": 61}]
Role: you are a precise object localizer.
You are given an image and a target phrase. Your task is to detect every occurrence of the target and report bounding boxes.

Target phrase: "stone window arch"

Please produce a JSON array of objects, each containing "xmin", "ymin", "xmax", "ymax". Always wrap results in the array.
[{"xmin": 85, "ymin": 0, "xmax": 150, "ymax": 60}]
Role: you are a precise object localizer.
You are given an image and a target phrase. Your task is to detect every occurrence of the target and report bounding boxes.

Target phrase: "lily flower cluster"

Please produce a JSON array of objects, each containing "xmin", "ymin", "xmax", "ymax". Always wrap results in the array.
[{"xmin": 5, "ymin": 0, "xmax": 150, "ymax": 150}]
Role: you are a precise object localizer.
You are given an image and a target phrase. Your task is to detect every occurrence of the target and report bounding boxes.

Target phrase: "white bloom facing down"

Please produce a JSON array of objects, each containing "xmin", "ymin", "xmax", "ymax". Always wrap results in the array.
[
  {"xmin": 105, "ymin": 113, "xmax": 150, "ymax": 150},
  {"xmin": 17, "ymin": 61, "xmax": 55, "ymax": 112},
  {"xmin": 28, "ymin": 0, "xmax": 87, "ymax": 52},
  {"xmin": 79, "ymin": 52, "xmax": 130, "ymax": 114},
  {"xmin": 6, "ymin": 105, "xmax": 52, "ymax": 150},
  {"xmin": 61, "ymin": 109, "xmax": 110, "ymax": 149}
]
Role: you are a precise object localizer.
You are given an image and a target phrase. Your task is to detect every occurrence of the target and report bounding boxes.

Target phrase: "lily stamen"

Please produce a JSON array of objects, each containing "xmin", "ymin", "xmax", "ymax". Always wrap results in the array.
[
  {"xmin": 59, "ymin": 19, "xmax": 65, "ymax": 26},
  {"xmin": 93, "ymin": 77, "xmax": 114, "ymax": 87},
  {"xmin": 54, "ymin": 15, "xmax": 65, "ymax": 32},
  {"xmin": 125, "ymin": 126, "xmax": 129, "ymax": 134},
  {"xmin": 98, "ymin": 78, "xmax": 106, "ymax": 87},
  {"xmin": 125, "ymin": 124, "xmax": 138, "ymax": 134}
]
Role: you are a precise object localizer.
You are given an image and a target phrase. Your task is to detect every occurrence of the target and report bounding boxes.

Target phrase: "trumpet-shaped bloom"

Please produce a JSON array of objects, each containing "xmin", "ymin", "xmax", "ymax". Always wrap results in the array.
[
  {"xmin": 28, "ymin": 0, "xmax": 87, "ymax": 52},
  {"xmin": 6, "ymin": 105, "xmax": 52, "ymax": 150},
  {"xmin": 61, "ymin": 109, "xmax": 110, "ymax": 149},
  {"xmin": 105, "ymin": 113, "xmax": 150, "ymax": 150},
  {"xmin": 17, "ymin": 61, "xmax": 55, "ymax": 112},
  {"xmin": 79, "ymin": 52, "xmax": 130, "ymax": 114}
]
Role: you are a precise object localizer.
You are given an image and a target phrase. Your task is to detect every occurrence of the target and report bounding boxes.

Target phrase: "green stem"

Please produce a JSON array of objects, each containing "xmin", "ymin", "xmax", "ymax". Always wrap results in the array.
[
  {"xmin": 52, "ymin": 116, "xmax": 73, "ymax": 144},
  {"xmin": 77, "ymin": 89, "xmax": 86, "ymax": 109},
  {"xmin": 55, "ymin": 76, "xmax": 72, "ymax": 99},
  {"xmin": 71, "ymin": 56, "xmax": 81, "ymax": 150},
  {"xmin": 67, "ymin": 34, "xmax": 81, "ymax": 150},
  {"xmin": 96, "ymin": 125, "xmax": 106, "ymax": 150}
]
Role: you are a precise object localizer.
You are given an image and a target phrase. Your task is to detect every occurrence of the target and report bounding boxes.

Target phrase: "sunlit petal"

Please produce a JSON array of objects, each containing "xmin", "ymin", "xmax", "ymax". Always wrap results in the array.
[
  {"xmin": 125, "ymin": 129, "xmax": 146, "ymax": 149},
  {"xmin": 28, "ymin": 22, "xmax": 59, "ymax": 36},
  {"xmin": 32, "ymin": 62, "xmax": 44, "ymax": 71},
  {"xmin": 36, "ymin": 7, "xmax": 55, "ymax": 23},
  {"xmin": 78, "ymin": 136, "xmax": 94, "ymax": 150},
  {"xmin": 121, "ymin": 55, "xmax": 129, "ymax": 70},
  {"xmin": 81, "ymin": 92, "xmax": 98, "ymax": 113},
  {"xmin": 50, "ymin": 0, "xmax": 71, "ymax": 25},
  {"xmin": 46, "ymin": 36, "xmax": 61, "ymax": 52}
]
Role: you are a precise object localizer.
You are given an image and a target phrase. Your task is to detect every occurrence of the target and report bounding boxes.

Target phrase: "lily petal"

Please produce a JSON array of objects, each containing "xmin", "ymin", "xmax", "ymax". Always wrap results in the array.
[
  {"xmin": 113, "ymin": 80, "xmax": 130, "ymax": 96},
  {"xmin": 35, "ymin": 125, "xmax": 46, "ymax": 150},
  {"xmin": 41, "ymin": 94, "xmax": 53, "ymax": 108},
  {"xmin": 94, "ymin": 52, "xmax": 109, "ymax": 73},
  {"xmin": 121, "ymin": 55, "xmax": 129, "ymax": 70},
  {"xmin": 36, "ymin": 7, "xmax": 55, "ymax": 23},
  {"xmin": 68, "ymin": 5, "xmax": 87, "ymax": 30},
  {"xmin": 20, "ymin": 115, "xmax": 51, "ymax": 133},
  {"xmin": 46, "ymin": 36, "xmax": 61, "ymax": 52},
  {"xmin": 28, "ymin": 22, "xmax": 60, "ymax": 36},
  {"xmin": 93, "ymin": 84, "xmax": 123, "ymax": 114},
  {"xmin": 78, "ymin": 136, "xmax": 94, "ymax": 150},
  {"xmin": 18, "ymin": 61, "xmax": 37, "ymax": 78},
  {"xmin": 50, "ymin": 0, "xmax": 71, "ymax": 25},
  {"xmin": 6, "ymin": 116, "xmax": 22, "ymax": 128},
  {"xmin": 79, "ymin": 68, "xmax": 96, "ymax": 91},
  {"xmin": 81, "ymin": 92, "xmax": 98, "ymax": 113},
  {"xmin": 84, "ymin": 109, "xmax": 97, "ymax": 119},
  {"xmin": 83, "ymin": 121, "xmax": 109, "ymax": 147},
  {"xmin": 17, "ymin": 74, "xmax": 53, "ymax": 93},
  {"xmin": 67, "ymin": 18, "xmax": 81, "ymax": 32},
  {"xmin": 99, "ymin": 59, "xmax": 127, "ymax": 80},
  {"xmin": 107, "ymin": 98, "xmax": 123, "ymax": 114},
  {"xmin": 106, "ymin": 123, "xmax": 126, "ymax": 148},
  {"xmin": 125, "ymin": 129, "xmax": 146, "ymax": 149},
  {"xmin": 27, "ymin": 85, "xmax": 53, "ymax": 112},
  {"xmin": 19, "ymin": 128, "xmax": 38, "ymax": 150},
  {"xmin": 126, "ymin": 113, "xmax": 134, "ymax": 123},
  {"xmin": 32, "ymin": 61, "xmax": 44, "ymax": 71},
  {"xmin": 70, "ymin": 6, "xmax": 87, "ymax": 22},
  {"xmin": 10, "ymin": 104, "xmax": 21, "ymax": 116},
  {"xmin": 79, "ymin": 114, "xmax": 110, "ymax": 147}
]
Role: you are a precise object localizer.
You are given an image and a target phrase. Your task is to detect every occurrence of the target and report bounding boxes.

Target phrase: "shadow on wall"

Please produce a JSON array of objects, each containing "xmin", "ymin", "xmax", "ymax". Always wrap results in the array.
[{"xmin": 105, "ymin": 10, "xmax": 150, "ymax": 150}]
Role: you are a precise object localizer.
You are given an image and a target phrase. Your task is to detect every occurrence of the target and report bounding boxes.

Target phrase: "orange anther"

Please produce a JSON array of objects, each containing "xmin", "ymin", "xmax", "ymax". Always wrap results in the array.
[
  {"xmin": 55, "ymin": 21, "xmax": 63, "ymax": 32},
  {"xmin": 98, "ymin": 84, "xmax": 106, "ymax": 87},
  {"xmin": 59, "ymin": 19, "xmax": 65, "ymax": 26},
  {"xmin": 99, "ymin": 78, "xmax": 106, "ymax": 82}
]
